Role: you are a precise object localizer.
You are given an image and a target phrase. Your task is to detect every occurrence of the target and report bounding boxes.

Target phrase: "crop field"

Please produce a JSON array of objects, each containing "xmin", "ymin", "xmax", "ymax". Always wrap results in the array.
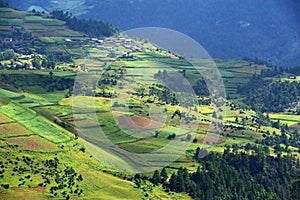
[
  {"xmin": 0, "ymin": 123, "xmax": 32, "ymax": 137},
  {"xmin": 0, "ymin": 8, "xmax": 26, "ymax": 18},
  {"xmin": 34, "ymin": 105, "xmax": 73, "ymax": 118},
  {"xmin": 24, "ymin": 16, "xmax": 66, "ymax": 26},
  {"xmin": 38, "ymin": 37, "xmax": 64, "ymax": 43},
  {"xmin": 118, "ymin": 137, "xmax": 170, "ymax": 153},
  {"xmin": 0, "ymin": 113, "xmax": 13, "ymax": 124},
  {"xmin": 63, "ymin": 96, "xmax": 110, "ymax": 111},
  {"xmin": 198, "ymin": 105, "xmax": 214, "ymax": 115},
  {"xmin": 0, "ymin": 5, "xmax": 299, "ymax": 199},
  {"xmin": 23, "ymin": 22, "xmax": 64, "ymax": 31},
  {"xmin": 6, "ymin": 135, "xmax": 59, "ymax": 152},
  {"xmin": 198, "ymin": 135, "xmax": 226, "ymax": 145},
  {"xmin": 269, "ymin": 113, "xmax": 300, "ymax": 126},
  {"xmin": 0, "ymin": 103, "xmax": 72, "ymax": 143},
  {"xmin": 118, "ymin": 115, "xmax": 164, "ymax": 130},
  {"xmin": 0, "ymin": 89, "xmax": 23, "ymax": 99},
  {"xmin": 24, "ymin": 92, "xmax": 66, "ymax": 103},
  {"xmin": 0, "ymin": 18, "xmax": 23, "ymax": 26}
]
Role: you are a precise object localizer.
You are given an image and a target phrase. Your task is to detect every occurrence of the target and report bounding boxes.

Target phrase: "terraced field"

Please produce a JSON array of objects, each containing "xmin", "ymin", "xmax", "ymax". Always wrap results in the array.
[{"xmin": 0, "ymin": 103, "xmax": 72, "ymax": 143}]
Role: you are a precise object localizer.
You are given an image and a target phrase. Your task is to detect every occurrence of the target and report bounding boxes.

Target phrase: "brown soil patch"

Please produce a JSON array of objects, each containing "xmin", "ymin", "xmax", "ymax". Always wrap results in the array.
[
  {"xmin": 65, "ymin": 29, "xmax": 82, "ymax": 35},
  {"xmin": 78, "ymin": 171, "xmax": 86, "ymax": 175},
  {"xmin": 35, "ymin": 186, "xmax": 46, "ymax": 193},
  {"xmin": 257, "ymin": 65, "xmax": 267, "ymax": 70},
  {"xmin": 182, "ymin": 123, "xmax": 212, "ymax": 130},
  {"xmin": 0, "ymin": 26, "xmax": 12, "ymax": 31},
  {"xmin": 32, "ymin": 32, "xmax": 60, "ymax": 37},
  {"xmin": 167, "ymin": 53, "xmax": 179, "ymax": 59},
  {"xmin": 198, "ymin": 135, "xmax": 225, "ymax": 144},
  {"xmin": 0, "ymin": 123, "xmax": 32, "ymax": 137},
  {"xmin": 0, "ymin": 147, "xmax": 8, "ymax": 151},
  {"xmin": 118, "ymin": 115, "xmax": 164, "ymax": 130},
  {"xmin": 229, "ymin": 68, "xmax": 256, "ymax": 74},
  {"xmin": 73, "ymin": 118, "xmax": 100, "ymax": 128},
  {"xmin": 6, "ymin": 135, "xmax": 59, "ymax": 151},
  {"xmin": 0, "ymin": 113, "xmax": 13, "ymax": 123},
  {"xmin": 289, "ymin": 123, "xmax": 300, "ymax": 131}
]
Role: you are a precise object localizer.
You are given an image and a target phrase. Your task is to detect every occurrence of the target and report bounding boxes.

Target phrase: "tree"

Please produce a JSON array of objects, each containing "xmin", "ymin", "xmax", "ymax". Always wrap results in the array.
[
  {"xmin": 162, "ymin": 69, "xmax": 168, "ymax": 79},
  {"xmin": 186, "ymin": 134, "xmax": 192, "ymax": 141},
  {"xmin": 169, "ymin": 173, "xmax": 177, "ymax": 190},
  {"xmin": 175, "ymin": 169, "xmax": 185, "ymax": 192},
  {"xmin": 152, "ymin": 170, "xmax": 161, "ymax": 185},
  {"xmin": 154, "ymin": 131, "xmax": 159, "ymax": 138},
  {"xmin": 32, "ymin": 58, "xmax": 41, "ymax": 69},
  {"xmin": 41, "ymin": 59, "xmax": 48, "ymax": 68},
  {"xmin": 160, "ymin": 168, "xmax": 168, "ymax": 183},
  {"xmin": 235, "ymin": 116, "xmax": 239, "ymax": 123},
  {"xmin": 133, "ymin": 174, "xmax": 142, "ymax": 188},
  {"xmin": 212, "ymin": 111, "xmax": 217, "ymax": 118},
  {"xmin": 182, "ymin": 69, "xmax": 186, "ymax": 77},
  {"xmin": 167, "ymin": 133, "xmax": 176, "ymax": 140}
]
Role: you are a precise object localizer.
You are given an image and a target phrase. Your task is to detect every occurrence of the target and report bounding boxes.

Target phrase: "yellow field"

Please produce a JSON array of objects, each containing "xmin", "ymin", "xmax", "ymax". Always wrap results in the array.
[{"xmin": 0, "ymin": 113, "xmax": 13, "ymax": 123}]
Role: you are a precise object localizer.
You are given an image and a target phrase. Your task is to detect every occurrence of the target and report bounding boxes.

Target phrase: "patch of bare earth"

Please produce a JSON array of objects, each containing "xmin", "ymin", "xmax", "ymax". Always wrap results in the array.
[
  {"xmin": 198, "ymin": 135, "xmax": 225, "ymax": 144},
  {"xmin": 6, "ymin": 135, "xmax": 59, "ymax": 151},
  {"xmin": 290, "ymin": 123, "xmax": 300, "ymax": 131},
  {"xmin": 118, "ymin": 115, "xmax": 164, "ymax": 130}
]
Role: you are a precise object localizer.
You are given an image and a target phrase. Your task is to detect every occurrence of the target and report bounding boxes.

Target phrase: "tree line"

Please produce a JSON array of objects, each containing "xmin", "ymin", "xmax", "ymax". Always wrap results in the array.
[
  {"xmin": 50, "ymin": 10, "xmax": 117, "ymax": 38},
  {"xmin": 238, "ymin": 74, "xmax": 300, "ymax": 112},
  {"xmin": 141, "ymin": 145, "xmax": 300, "ymax": 199}
]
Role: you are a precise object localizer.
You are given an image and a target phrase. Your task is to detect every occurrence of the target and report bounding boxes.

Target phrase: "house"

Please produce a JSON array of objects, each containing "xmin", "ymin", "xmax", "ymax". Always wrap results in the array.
[
  {"xmin": 132, "ymin": 46, "xmax": 144, "ymax": 52},
  {"xmin": 97, "ymin": 45, "xmax": 106, "ymax": 50},
  {"xmin": 19, "ymin": 54, "xmax": 33, "ymax": 59},
  {"xmin": 90, "ymin": 38, "xmax": 103, "ymax": 44},
  {"xmin": 125, "ymin": 39, "xmax": 133, "ymax": 43}
]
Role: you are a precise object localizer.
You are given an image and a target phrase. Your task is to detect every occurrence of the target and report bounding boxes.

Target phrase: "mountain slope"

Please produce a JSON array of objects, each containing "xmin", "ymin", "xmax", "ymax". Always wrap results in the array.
[{"xmin": 6, "ymin": 0, "xmax": 300, "ymax": 67}]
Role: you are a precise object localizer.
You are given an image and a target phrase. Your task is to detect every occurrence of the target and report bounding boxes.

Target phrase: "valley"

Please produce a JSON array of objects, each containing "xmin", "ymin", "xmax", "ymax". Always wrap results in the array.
[{"xmin": 0, "ymin": 4, "xmax": 299, "ymax": 199}]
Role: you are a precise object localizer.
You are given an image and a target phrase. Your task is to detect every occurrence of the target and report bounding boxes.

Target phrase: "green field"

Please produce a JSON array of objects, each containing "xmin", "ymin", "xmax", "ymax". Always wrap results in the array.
[
  {"xmin": 0, "ymin": 5, "xmax": 299, "ymax": 199},
  {"xmin": 0, "ymin": 103, "xmax": 72, "ymax": 143},
  {"xmin": 270, "ymin": 113, "xmax": 300, "ymax": 126},
  {"xmin": 0, "ymin": 89, "xmax": 23, "ymax": 99}
]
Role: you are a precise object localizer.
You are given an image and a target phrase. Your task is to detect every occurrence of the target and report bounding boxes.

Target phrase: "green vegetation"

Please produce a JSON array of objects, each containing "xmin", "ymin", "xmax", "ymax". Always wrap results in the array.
[
  {"xmin": 0, "ymin": 103, "xmax": 72, "ymax": 143},
  {"xmin": 145, "ymin": 146, "xmax": 300, "ymax": 199},
  {"xmin": 239, "ymin": 74, "xmax": 300, "ymax": 112},
  {"xmin": 0, "ymin": 88, "xmax": 23, "ymax": 99},
  {"xmin": 0, "ymin": 4, "xmax": 299, "ymax": 199},
  {"xmin": 51, "ymin": 10, "xmax": 117, "ymax": 37}
]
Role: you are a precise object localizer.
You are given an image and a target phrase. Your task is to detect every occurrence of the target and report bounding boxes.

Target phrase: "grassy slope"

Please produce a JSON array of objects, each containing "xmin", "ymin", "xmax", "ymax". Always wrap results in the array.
[
  {"xmin": 0, "ymin": 89, "xmax": 190, "ymax": 199},
  {"xmin": 0, "ymin": 7, "xmax": 299, "ymax": 199}
]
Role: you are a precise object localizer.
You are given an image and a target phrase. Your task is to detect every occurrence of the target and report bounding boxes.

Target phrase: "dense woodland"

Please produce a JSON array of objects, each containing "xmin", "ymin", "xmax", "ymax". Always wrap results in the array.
[
  {"xmin": 0, "ymin": 73, "xmax": 74, "ymax": 93},
  {"xmin": 144, "ymin": 146, "xmax": 300, "ymax": 200},
  {"xmin": 50, "ymin": 10, "xmax": 117, "ymax": 38},
  {"xmin": 238, "ymin": 70, "xmax": 300, "ymax": 112}
]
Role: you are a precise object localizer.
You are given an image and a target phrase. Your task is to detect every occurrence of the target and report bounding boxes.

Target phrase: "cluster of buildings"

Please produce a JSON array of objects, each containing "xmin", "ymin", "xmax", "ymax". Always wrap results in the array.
[{"xmin": 88, "ymin": 36, "xmax": 145, "ymax": 56}]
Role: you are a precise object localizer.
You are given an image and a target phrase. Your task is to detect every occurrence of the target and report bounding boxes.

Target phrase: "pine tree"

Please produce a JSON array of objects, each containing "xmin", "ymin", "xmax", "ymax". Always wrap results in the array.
[
  {"xmin": 160, "ymin": 168, "xmax": 168, "ymax": 183},
  {"xmin": 176, "ymin": 169, "xmax": 185, "ymax": 192},
  {"xmin": 152, "ymin": 170, "xmax": 161, "ymax": 186}
]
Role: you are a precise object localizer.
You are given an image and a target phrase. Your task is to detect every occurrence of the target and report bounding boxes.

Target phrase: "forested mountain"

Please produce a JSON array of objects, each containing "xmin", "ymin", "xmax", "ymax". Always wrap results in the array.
[
  {"xmin": 1, "ymin": 2, "xmax": 300, "ymax": 200},
  {"xmin": 238, "ymin": 66, "xmax": 300, "ymax": 113},
  {"xmin": 5, "ymin": 0, "xmax": 300, "ymax": 67}
]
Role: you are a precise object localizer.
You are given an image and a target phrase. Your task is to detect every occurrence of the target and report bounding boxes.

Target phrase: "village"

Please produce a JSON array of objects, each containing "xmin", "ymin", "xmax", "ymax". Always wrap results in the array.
[{"xmin": 0, "ymin": 34, "xmax": 147, "ymax": 71}]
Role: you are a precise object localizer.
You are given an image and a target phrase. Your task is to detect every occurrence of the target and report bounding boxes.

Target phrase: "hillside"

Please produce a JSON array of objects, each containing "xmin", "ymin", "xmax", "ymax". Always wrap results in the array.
[
  {"xmin": 5, "ymin": 0, "xmax": 300, "ymax": 67},
  {"xmin": 0, "ymin": 5, "xmax": 300, "ymax": 200}
]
